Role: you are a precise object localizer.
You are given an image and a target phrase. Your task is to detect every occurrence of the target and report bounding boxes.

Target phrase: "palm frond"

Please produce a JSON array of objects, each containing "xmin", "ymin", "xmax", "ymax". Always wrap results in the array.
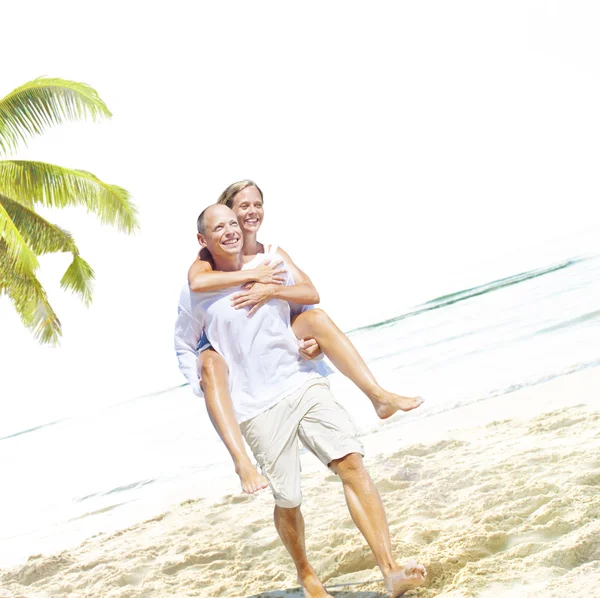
[
  {"xmin": 0, "ymin": 242, "xmax": 62, "ymax": 346},
  {"xmin": 0, "ymin": 77, "xmax": 111, "ymax": 156},
  {"xmin": 0, "ymin": 192, "xmax": 75, "ymax": 254},
  {"xmin": 60, "ymin": 254, "xmax": 94, "ymax": 306},
  {"xmin": 0, "ymin": 160, "xmax": 138, "ymax": 232},
  {"xmin": 0, "ymin": 193, "xmax": 95, "ymax": 305},
  {"xmin": 0, "ymin": 195, "xmax": 39, "ymax": 274}
]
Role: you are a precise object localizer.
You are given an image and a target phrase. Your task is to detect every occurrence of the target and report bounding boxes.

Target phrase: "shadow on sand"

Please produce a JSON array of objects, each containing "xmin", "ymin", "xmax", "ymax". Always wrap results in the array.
[
  {"xmin": 246, "ymin": 593, "xmax": 385, "ymax": 598},
  {"xmin": 246, "ymin": 582, "xmax": 386, "ymax": 598}
]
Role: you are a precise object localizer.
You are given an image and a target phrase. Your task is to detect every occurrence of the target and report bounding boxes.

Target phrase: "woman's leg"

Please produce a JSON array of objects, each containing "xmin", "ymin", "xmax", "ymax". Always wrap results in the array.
[
  {"xmin": 197, "ymin": 349, "xmax": 268, "ymax": 494},
  {"xmin": 291, "ymin": 309, "xmax": 424, "ymax": 418}
]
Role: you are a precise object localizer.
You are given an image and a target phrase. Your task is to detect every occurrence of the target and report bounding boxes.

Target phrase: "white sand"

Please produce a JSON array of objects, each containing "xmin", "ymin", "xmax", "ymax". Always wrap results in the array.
[{"xmin": 1, "ymin": 368, "xmax": 599, "ymax": 598}]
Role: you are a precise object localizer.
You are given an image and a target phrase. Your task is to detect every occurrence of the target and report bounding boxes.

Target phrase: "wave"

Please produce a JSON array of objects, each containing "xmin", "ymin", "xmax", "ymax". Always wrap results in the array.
[
  {"xmin": 536, "ymin": 308, "xmax": 600, "ymax": 335},
  {"xmin": 347, "ymin": 257, "xmax": 586, "ymax": 335},
  {"xmin": 69, "ymin": 501, "xmax": 131, "ymax": 522},
  {"xmin": 0, "ymin": 383, "xmax": 188, "ymax": 443},
  {"xmin": 106, "ymin": 383, "xmax": 189, "ymax": 409},
  {"xmin": 0, "ymin": 417, "xmax": 70, "ymax": 442},
  {"xmin": 75, "ymin": 478, "xmax": 157, "ymax": 503}
]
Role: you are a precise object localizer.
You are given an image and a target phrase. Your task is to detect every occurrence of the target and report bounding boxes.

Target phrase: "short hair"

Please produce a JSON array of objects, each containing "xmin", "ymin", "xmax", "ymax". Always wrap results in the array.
[
  {"xmin": 217, "ymin": 179, "xmax": 263, "ymax": 208},
  {"xmin": 196, "ymin": 206, "xmax": 211, "ymax": 234}
]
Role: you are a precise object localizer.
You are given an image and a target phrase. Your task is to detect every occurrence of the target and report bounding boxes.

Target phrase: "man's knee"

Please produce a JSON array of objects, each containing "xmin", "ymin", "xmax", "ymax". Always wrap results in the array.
[
  {"xmin": 274, "ymin": 490, "xmax": 302, "ymax": 510},
  {"xmin": 274, "ymin": 504, "xmax": 302, "ymax": 520},
  {"xmin": 199, "ymin": 350, "xmax": 227, "ymax": 380},
  {"xmin": 330, "ymin": 452, "xmax": 365, "ymax": 480}
]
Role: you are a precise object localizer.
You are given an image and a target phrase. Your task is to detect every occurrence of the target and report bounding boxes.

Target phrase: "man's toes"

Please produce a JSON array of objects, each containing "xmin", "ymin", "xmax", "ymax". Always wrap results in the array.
[
  {"xmin": 404, "ymin": 561, "xmax": 425, "ymax": 577},
  {"xmin": 403, "ymin": 559, "xmax": 418, "ymax": 572},
  {"xmin": 403, "ymin": 560, "xmax": 427, "ymax": 581}
]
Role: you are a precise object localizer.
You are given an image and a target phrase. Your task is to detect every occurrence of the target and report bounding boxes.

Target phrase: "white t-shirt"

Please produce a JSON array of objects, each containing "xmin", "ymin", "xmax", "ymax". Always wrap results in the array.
[{"xmin": 174, "ymin": 248, "xmax": 326, "ymax": 421}]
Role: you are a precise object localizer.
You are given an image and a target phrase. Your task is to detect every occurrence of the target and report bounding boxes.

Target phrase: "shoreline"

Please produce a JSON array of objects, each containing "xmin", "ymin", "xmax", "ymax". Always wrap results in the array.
[{"xmin": 1, "ymin": 367, "xmax": 599, "ymax": 597}]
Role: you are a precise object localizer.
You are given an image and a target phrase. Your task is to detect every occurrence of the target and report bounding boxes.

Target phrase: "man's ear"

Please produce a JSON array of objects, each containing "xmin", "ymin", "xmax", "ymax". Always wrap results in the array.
[{"xmin": 197, "ymin": 232, "xmax": 207, "ymax": 247}]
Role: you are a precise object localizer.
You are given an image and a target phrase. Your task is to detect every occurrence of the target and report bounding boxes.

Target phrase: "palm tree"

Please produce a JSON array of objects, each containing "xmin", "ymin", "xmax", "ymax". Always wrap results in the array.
[{"xmin": 0, "ymin": 77, "xmax": 138, "ymax": 345}]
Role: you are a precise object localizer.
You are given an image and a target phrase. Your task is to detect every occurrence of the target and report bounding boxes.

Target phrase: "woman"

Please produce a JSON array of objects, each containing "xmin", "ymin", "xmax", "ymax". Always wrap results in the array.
[{"xmin": 188, "ymin": 180, "xmax": 423, "ymax": 494}]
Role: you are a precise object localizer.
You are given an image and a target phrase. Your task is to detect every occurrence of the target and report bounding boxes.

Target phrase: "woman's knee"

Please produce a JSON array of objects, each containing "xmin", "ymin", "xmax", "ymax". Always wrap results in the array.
[
  {"xmin": 297, "ymin": 308, "xmax": 329, "ymax": 334},
  {"xmin": 198, "ymin": 350, "xmax": 228, "ymax": 379}
]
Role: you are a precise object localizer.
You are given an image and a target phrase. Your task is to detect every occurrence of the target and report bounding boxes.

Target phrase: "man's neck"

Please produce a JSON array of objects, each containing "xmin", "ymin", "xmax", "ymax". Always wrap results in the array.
[{"xmin": 213, "ymin": 252, "xmax": 244, "ymax": 272}]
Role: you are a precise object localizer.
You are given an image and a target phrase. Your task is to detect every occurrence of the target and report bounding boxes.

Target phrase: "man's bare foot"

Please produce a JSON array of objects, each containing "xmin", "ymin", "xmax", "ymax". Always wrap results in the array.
[
  {"xmin": 297, "ymin": 571, "xmax": 333, "ymax": 598},
  {"xmin": 235, "ymin": 460, "xmax": 269, "ymax": 494},
  {"xmin": 372, "ymin": 390, "xmax": 425, "ymax": 419},
  {"xmin": 385, "ymin": 560, "xmax": 427, "ymax": 597}
]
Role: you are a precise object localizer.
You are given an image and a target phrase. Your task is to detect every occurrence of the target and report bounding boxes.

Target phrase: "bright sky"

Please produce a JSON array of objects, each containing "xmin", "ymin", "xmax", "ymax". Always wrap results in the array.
[{"xmin": 1, "ymin": 0, "xmax": 599, "ymax": 435}]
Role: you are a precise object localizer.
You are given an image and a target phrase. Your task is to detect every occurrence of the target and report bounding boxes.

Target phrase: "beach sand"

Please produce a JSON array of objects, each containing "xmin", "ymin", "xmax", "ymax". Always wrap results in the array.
[{"xmin": 1, "ymin": 368, "xmax": 599, "ymax": 598}]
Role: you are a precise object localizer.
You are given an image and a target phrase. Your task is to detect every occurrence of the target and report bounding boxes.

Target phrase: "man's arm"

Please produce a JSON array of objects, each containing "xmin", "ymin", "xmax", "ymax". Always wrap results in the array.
[
  {"xmin": 174, "ymin": 299, "xmax": 204, "ymax": 396},
  {"xmin": 188, "ymin": 255, "xmax": 287, "ymax": 293}
]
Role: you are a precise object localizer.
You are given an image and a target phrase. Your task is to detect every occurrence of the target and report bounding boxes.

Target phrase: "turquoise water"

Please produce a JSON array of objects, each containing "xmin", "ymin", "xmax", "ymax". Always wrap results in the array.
[{"xmin": 1, "ymin": 253, "xmax": 599, "ymax": 567}]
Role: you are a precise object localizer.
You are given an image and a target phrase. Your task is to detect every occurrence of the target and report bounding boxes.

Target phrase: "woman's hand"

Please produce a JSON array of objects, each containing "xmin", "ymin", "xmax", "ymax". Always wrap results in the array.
[
  {"xmin": 298, "ymin": 338, "xmax": 323, "ymax": 360},
  {"xmin": 253, "ymin": 260, "xmax": 287, "ymax": 285},
  {"xmin": 231, "ymin": 283, "xmax": 275, "ymax": 317}
]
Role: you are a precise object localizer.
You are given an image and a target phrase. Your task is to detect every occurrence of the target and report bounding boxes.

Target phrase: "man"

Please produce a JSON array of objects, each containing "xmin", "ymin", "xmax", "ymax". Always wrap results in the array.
[{"xmin": 175, "ymin": 204, "xmax": 426, "ymax": 598}]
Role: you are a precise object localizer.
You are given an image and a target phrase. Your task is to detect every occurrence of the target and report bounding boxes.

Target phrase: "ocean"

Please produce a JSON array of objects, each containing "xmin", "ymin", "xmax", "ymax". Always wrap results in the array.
[{"xmin": 1, "ymin": 252, "xmax": 599, "ymax": 569}]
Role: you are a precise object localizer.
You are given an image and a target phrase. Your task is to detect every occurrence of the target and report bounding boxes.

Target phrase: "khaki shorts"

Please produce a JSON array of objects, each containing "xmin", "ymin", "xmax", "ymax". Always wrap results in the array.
[{"xmin": 240, "ymin": 378, "xmax": 364, "ymax": 508}]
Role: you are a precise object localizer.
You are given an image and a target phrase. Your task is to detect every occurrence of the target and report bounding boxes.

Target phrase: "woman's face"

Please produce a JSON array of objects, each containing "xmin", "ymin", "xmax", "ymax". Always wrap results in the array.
[{"xmin": 230, "ymin": 186, "xmax": 264, "ymax": 234}]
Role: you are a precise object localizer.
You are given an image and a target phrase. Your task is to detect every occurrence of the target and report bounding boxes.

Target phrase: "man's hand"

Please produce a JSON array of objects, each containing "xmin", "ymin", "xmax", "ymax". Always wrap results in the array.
[
  {"xmin": 253, "ymin": 260, "xmax": 287, "ymax": 285},
  {"xmin": 231, "ymin": 283, "xmax": 275, "ymax": 317},
  {"xmin": 298, "ymin": 337, "xmax": 323, "ymax": 360}
]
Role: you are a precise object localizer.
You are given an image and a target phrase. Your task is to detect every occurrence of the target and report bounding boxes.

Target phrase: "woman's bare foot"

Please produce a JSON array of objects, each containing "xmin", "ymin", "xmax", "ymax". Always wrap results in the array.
[
  {"xmin": 385, "ymin": 560, "xmax": 427, "ymax": 597},
  {"xmin": 297, "ymin": 571, "xmax": 334, "ymax": 598},
  {"xmin": 235, "ymin": 459, "xmax": 269, "ymax": 494},
  {"xmin": 371, "ymin": 390, "xmax": 425, "ymax": 419}
]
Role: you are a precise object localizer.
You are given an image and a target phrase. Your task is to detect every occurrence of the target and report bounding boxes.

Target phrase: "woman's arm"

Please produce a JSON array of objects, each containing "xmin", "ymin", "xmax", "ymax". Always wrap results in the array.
[
  {"xmin": 188, "ymin": 255, "xmax": 287, "ymax": 293},
  {"xmin": 230, "ymin": 247, "xmax": 320, "ymax": 315},
  {"xmin": 270, "ymin": 247, "xmax": 320, "ymax": 305}
]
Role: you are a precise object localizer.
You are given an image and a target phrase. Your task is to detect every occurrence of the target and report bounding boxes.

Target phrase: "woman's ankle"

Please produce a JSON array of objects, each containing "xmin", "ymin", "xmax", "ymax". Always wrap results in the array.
[
  {"xmin": 366, "ymin": 384, "xmax": 385, "ymax": 403},
  {"xmin": 233, "ymin": 455, "xmax": 255, "ymax": 472}
]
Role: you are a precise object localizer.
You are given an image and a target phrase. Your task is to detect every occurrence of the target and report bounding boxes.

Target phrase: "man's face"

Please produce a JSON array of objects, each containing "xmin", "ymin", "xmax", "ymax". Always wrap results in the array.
[
  {"xmin": 198, "ymin": 205, "xmax": 243, "ymax": 258},
  {"xmin": 230, "ymin": 186, "xmax": 264, "ymax": 234}
]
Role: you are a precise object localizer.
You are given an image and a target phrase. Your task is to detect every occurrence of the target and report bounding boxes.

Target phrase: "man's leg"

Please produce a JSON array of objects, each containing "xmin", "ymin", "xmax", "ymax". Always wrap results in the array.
[
  {"xmin": 330, "ymin": 453, "xmax": 426, "ymax": 597},
  {"xmin": 198, "ymin": 349, "xmax": 268, "ymax": 494},
  {"xmin": 297, "ymin": 382, "xmax": 427, "ymax": 596},
  {"xmin": 241, "ymin": 383, "xmax": 332, "ymax": 597},
  {"xmin": 274, "ymin": 506, "xmax": 333, "ymax": 598},
  {"xmin": 291, "ymin": 309, "xmax": 424, "ymax": 418}
]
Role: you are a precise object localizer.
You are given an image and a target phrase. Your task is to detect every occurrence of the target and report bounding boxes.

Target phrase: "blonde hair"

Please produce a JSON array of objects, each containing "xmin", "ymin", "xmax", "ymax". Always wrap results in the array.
[{"xmin": 217, "ymin": 180, "xmax": 263, "ymax": 208}]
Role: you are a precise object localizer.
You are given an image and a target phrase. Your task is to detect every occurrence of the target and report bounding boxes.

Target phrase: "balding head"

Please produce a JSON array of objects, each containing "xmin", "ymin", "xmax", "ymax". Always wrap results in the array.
[
  {"xmin": 196, "ymin": 204, "xmax": 243, "ymax": 265},
  {"xmin": 197, "ymin": 204, "xmax": 233, "ymax": 235}
]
